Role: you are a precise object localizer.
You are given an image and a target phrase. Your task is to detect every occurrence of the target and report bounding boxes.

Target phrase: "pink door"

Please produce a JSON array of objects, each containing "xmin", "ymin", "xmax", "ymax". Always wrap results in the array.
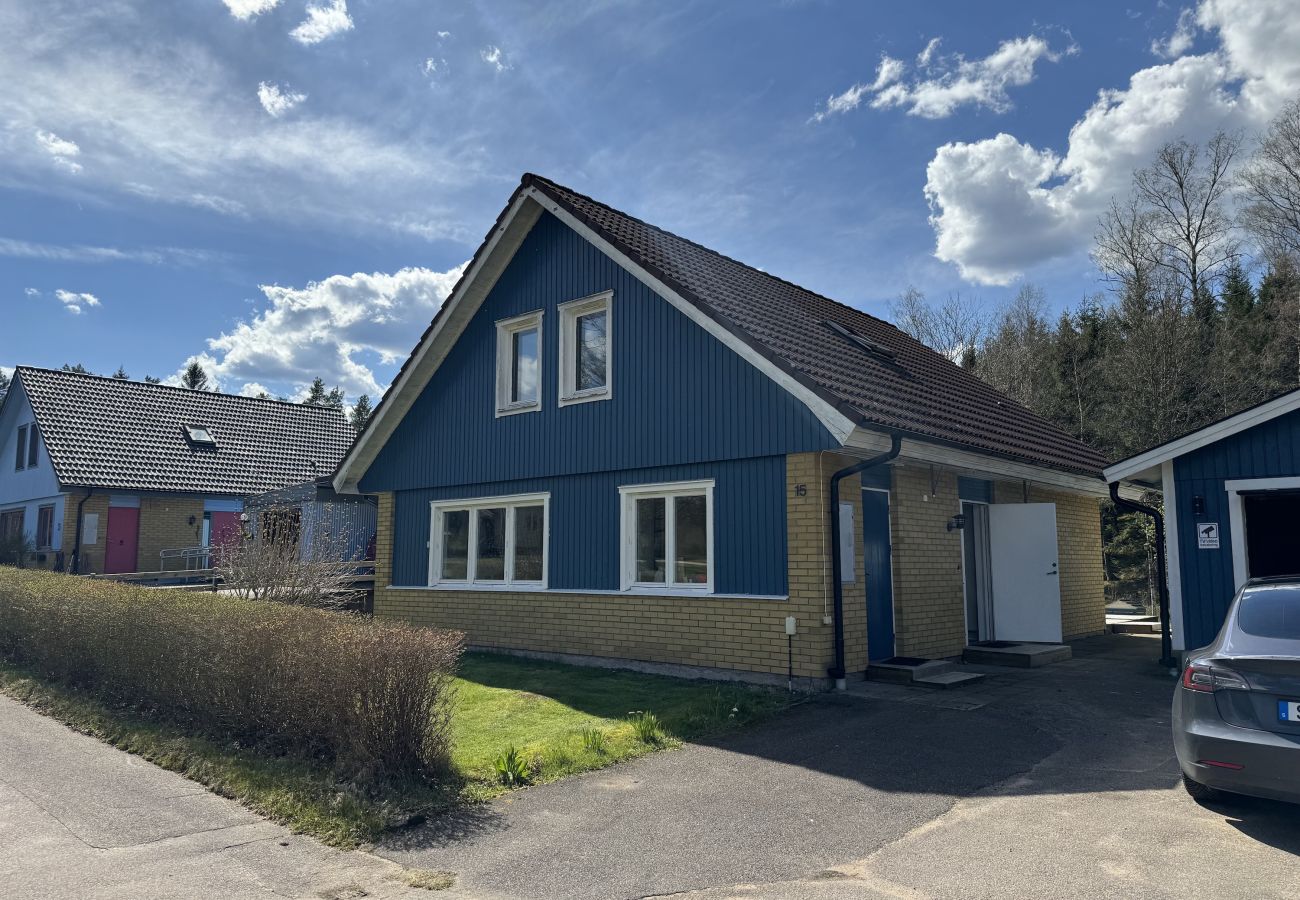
[
  {"xmin": 208, "ymin": 511, "xmax": 241, "ymax": 567},
  {"xmin": 104, "ymin": 507, "xmax": 140, "ymax": 574}
]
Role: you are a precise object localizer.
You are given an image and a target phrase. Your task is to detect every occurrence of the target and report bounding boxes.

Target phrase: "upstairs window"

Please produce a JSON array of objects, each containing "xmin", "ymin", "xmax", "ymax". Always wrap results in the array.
[
  {"xmin": 496, "ymin": 311, "xmax": 543, "ymax": 415},
  {"xmin": 27, "ymin": 424, "xmax": 39, "ymax": 468},
  {"xmin": 559, "ymin": 291, "xmax": 612, "ymax": 405},
  {"xmin": 619, "ymin": 480, "xmax": 714, "ymax": 593},
  {"xmin": 15, "ymin": 425, "xmax": 26, "ymax": 471},
  {"xmin": 429, "ymin": 493, "xmax": 549, "ymax": 587}
]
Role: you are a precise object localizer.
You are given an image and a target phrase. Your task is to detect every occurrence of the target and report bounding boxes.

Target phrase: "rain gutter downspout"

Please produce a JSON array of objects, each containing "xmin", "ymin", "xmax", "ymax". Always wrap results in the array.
[
  {"xmin": 1109, "ymin": 482, "xmax": 1178, "ymax": 669},
  {"xmin": 70, "ymin": 487, "xmax": 92, "ymax": 575},
  {"xmin": 829, "ymin": 433, "xmax": 903, "ymax": 689}
]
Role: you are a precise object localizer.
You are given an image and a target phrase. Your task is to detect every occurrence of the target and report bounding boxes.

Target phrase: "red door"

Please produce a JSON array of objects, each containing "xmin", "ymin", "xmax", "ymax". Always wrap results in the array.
[
  {"xmin": 208, "ymin": 511, "xmax": 241, "ymax": 567},
  {"xmin": 104, "ymin": 507, "xmax": 140, "ymax": 574}
]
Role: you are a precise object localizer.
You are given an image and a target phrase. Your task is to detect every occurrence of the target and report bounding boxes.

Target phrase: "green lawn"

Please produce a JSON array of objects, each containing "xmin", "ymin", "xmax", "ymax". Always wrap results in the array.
[
  {"xmin": 451, "ymin": 653, "xmax": 792, "ymax": 797},
  {"xmin": 0, "ymin": 650, "xmax": 793, "ymax": 847}
]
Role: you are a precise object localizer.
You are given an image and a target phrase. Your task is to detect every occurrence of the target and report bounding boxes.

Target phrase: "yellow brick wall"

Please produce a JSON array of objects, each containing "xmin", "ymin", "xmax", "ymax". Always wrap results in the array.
[
  {"xmin": 889, "ymin": 465, "xmax": 967, "ymax": 660},
  {"xmin": 135, "ymin": 496, "xmax": 205, "ymax": 572},
  {"xmin": 992, "ymin": 481, "xmax": 1106, "ymax": 640},
  {"xmin": 67, "ymin": 492, "xmax": 110, "ymax": 574},
  {"xmin": 372, "ymin": 454, "xmax": 853, "ymax": 681}
]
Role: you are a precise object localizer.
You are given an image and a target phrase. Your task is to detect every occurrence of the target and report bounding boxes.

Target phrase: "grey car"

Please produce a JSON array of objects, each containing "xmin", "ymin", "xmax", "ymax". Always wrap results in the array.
[{"xmin": 1173, "ymin": 576, "xmax": 1300, "ymax": 805}]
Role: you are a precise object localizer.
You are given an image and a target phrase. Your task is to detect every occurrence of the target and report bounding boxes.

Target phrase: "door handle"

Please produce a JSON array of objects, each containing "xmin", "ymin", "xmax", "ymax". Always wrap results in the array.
[{"xmin": 1046, "ymin": 570, "xmax": 1057, "ymax": 576}]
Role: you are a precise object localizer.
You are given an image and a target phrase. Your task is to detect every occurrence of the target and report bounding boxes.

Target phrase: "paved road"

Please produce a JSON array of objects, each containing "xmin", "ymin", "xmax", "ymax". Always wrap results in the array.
[
  {"xmin": 378, "ymin": 635, "xmax": 1300, "ymax": 899},
  {"xmin": 0, "ymin": 694, "xmax": 431, "ymax": 900}
]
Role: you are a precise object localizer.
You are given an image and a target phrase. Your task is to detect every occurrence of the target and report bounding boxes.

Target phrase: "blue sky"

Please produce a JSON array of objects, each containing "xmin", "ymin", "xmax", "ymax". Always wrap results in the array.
[{"xmin": 2, "ymin": 0, "xmax": 1295, "ymax": 400}]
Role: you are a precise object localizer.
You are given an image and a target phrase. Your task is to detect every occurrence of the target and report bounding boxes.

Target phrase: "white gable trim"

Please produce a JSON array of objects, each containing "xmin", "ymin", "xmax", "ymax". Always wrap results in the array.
[
  {"xmin": 529, "ymin": 189, "xmax": 856, "ymax": 444},
  {"xmin": 333, "ymin": 185, "xmax": 856, "ymax": 492},
  {"xmin": 333, "ymin": 193, "xmax": 543, "ymax": 492},
  {"xmin": 1104, "ymin": 388, "xmax": 1300, "ymax": 483}
]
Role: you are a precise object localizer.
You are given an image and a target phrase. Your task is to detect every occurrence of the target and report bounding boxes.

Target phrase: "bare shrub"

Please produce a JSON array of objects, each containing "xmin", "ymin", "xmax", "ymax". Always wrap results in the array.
[
  {"xmin": 0, "ymin": 568, "xmax": 463, "ymax": 779},
  {"xmin": 217, "ymin": 503, "xmax": 364, "ymax": 609}
]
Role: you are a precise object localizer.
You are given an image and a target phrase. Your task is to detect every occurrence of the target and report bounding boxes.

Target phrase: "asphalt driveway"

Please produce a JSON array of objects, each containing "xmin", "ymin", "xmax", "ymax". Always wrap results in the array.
[{"xmin": 378, "ymin": 635, "xmax": 1300, "ymax": 899}]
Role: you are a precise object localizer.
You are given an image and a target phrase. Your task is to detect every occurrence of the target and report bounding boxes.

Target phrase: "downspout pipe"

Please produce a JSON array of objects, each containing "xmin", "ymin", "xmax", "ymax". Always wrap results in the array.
[
  {"xmin": 829, "ymin": 433, "xmax": 903, "ymax": 689},
  {"xmin": 70, "ymin": 488, "xmax": 92, "ymax": 575},
  {"xmin": 1109, "ymin": 482, "xmax": 1178, "ymax": 669}
]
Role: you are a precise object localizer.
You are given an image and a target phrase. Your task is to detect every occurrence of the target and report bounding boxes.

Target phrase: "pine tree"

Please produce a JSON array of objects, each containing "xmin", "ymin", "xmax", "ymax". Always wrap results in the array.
[
  {"xmin": 349, "ymin": 394, "xmax": 373, "ymax": 433},
  {"xmin": 181, "ymin": 362, "xmax": 210, "ymax": 391},
  {"xmin": 0, "ymin": 368, "xmax": 9, "ymax": 403},
  {"xmin": 325, "ymin": 386, "xmax": 345, "ymax": 409},
  {"xmin": 62, "ymin": 363, "xmax": 90, "ymax": 374},
  {"xmin": 112, "ymin": 366, "xmax": 129, "ymax": 380},
  {"xmin": 143, "ymin": 375, "xmax": 162, "ymax": 384},
  {"xmin": 303, "ymin": 377, "xmax": 328, "ymax": 406}
]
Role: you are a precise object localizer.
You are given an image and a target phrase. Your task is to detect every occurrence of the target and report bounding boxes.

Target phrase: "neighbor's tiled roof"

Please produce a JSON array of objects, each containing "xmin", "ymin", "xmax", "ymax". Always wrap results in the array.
[
  {"xmin": 15, "ymin": 367, "xmax": 353, "ymax": 495},
  {"xmin": 525, "ymin": 174, "xmax": 1108, "ymax": 477}
]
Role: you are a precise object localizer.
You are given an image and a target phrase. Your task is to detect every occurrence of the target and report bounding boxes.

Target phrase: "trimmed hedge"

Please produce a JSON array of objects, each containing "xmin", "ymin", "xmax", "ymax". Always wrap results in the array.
[{"xmin": 0, "ymin": 569, "xmax": 462, "ymax": 779}]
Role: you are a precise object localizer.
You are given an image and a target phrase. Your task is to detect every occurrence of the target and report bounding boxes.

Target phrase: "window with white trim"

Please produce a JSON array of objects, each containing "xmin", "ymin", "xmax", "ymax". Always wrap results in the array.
[
  {"xmin": 619, "ymin": 480, "xmax": 714, "ymax": 592},
  {"xmin": 495, "ymin": 311, "xmax": 543, "ymax": 415},
  {"xmin": 429, "ymin": 493, "xmax": 549, "ymax": 587},
  {"xmin": 558, "ymin": 291, "xmax": 611, "ymax": 405}
]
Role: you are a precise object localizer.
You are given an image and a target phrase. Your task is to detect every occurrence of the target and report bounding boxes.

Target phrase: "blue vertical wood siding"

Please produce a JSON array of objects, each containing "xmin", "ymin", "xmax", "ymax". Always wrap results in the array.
[
  {"xmin": 1173, "ymin": 406, "xmax": 1300, "ymax": 648},
  {"xmin": 389, "ymin": 456, "xmax": 788, "ymax": 595},
  {"xmin": 360, "ymin": 211, "xmax": 836, "ymax": 493}
]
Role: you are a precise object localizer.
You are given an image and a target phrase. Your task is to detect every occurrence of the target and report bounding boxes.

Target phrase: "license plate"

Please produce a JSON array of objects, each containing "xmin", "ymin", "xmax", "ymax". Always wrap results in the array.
[{"xmin": 1279, "ymin": 701, "xmax": 1300, "ymax": 722}]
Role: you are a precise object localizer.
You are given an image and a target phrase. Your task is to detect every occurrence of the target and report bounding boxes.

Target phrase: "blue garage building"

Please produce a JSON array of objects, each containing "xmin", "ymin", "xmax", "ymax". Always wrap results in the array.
[{"xmin": 1106, "ymin": 388, "xmax": 1300, "ymax": 653}]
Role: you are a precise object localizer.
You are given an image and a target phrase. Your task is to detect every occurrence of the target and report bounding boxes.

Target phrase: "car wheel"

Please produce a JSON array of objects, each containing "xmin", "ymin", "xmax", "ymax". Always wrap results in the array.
[{"xmin": 1183, "ymin": 773, "xmax": 1224, "ymax": 804}]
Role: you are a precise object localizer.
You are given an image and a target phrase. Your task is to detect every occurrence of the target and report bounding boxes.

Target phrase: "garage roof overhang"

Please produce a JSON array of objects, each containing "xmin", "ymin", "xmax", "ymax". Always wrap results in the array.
[{"xmin": 1104, "ymin": 387, "xmax": 1300, "ymax": 486}]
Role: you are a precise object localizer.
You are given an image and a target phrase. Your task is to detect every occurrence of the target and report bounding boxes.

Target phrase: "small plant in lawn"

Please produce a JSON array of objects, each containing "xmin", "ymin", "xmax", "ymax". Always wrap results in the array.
[
  {"xmin": 628, "ymin": 710, "xmax": 665, "ymax": 745},
  {"xmin": 581, "ymin": 727, "xmax": 606, "ymax": 754},
  {"xmin": 494, "ymin": 746, "xmax": 530, "ymax": 785}
]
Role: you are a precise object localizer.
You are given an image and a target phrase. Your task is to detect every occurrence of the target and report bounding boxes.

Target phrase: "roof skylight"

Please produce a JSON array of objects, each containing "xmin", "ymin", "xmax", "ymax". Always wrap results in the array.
[{"xmin": 183, "ymin": 424, "xmax": 216, "ymax": 447}]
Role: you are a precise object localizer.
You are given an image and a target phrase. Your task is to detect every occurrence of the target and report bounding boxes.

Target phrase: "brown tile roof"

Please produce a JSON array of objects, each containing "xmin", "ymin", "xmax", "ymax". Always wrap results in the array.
[
  {"xmin": 15, "ymin": 367, "xmax": 353, "ymax": 495},
  {"xmin": 525, "ymin": 174, "xmax": 1107, "ymax": 477}
]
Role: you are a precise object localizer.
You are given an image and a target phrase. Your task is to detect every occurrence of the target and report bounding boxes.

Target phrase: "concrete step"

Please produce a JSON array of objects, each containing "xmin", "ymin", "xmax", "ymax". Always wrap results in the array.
[
  {"xmin": 963, "ymin": 642, "xmax": 1071, "ymax": 668},
  {"xmin": 1110, "ymin": 620, "xmax": 1160, "ymax": 634},
  {"xmin": 912, "ymin": 671, "xmax": 986, "ymax": 690},
  {"xmin": 867, "ymin": 659, "xmax": 955, "ymax": 684}
]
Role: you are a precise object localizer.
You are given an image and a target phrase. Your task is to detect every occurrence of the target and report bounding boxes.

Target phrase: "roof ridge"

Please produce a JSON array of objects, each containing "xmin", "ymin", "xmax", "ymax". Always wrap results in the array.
[
  {"xmin": 524, "ymin": 173, "xmax": 901, "ymax": 332},
  {"xmin": 16, "ymin": 365, "xmax": 347, "ymax": 416}
]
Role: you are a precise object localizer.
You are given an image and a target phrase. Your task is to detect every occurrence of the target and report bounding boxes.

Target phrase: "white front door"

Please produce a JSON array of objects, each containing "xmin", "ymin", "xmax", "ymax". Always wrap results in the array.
[{"xmin": 988, "ymin": 503, "xmax": 1063, "ymax": 643}]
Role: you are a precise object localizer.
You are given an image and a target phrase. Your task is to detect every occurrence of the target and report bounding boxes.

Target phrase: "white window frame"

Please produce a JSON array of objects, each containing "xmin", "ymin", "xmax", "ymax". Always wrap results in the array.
[
  {"xmin": 619, "ymin": 479, "xmax": 715, "ymax": 594},
  {"xmin": 558, "ymin": 290, "xmax": 613, "ymax": 406},
  {"xmin": 428, "ymin": 492, "xmax": 550, "ymax": 589},
  {"xmin": 495, "ymin": 310, "xmax": 544, "ymax": 416}
]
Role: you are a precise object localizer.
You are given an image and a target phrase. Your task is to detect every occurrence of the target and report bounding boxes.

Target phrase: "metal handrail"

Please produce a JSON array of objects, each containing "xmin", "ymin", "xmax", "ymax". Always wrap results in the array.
[{"xmin": 159, "ymin": 546, "xmax": 213, "ymax": 571}]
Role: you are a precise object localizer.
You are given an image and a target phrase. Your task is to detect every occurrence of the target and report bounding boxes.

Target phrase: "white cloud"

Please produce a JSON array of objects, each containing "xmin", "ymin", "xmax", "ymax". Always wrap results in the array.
[
  {"xmin": 810, "ymin": 56, "xmax": 905, "ymax": 122},
  {"xmin": 923, "ymin": 0, "xmax": 1300, "ymax": 285},
  {"xmin": 480, "ymin": 45, "xmax": 510, "ymax": 72},
  {"xmin": 917, "ymin": 38, "xmax": 942, "ymax": 68},
  {"xmin": 1151, "ymin": 8, "xmax": 1198, "ymax": 58},
  {"xmin": 436, "ymin": 30, "xmax": 451, "ymax": 39},
  {"xmin": 24, "ymin": 287, "xmax": 39, "ymax": 296},
  {"xmin": 0, "ymin": 3, "xmax": 478, "ymax": 242},
  {"xmin": 35, "ymin": 129, "xmax": 82, "ymax": 173},
  {"xmin": 192, "ymin": 264, "xmax": 467, "ymax": 397},
  {"xmin": 812, "ymin": 34, "xmax": 1073, "ymax": 122},
  {"xmin": 290, "ymin": 0, "xmax": 353, "ymax": 45},
  {"xmin": 222, "ymin": 0, "xmax": 280, "ymax": 20},
  {"xmin": 257, "ymin": 81, "xmax": 306, "ymax": 117},
  {"xmin": 0, "ymin": 236, "xmax": 221, "ymax": 266},
  {"xmin": 422, "ymin": 58, "xmax": 446, "ymax": 78},
  {"xmin": 52, "ymin": 289, "xmax": 100, "ymax": 314}
]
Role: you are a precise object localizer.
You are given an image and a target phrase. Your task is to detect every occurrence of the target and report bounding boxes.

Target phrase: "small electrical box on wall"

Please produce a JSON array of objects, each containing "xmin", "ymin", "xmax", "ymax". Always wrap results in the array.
[{"xmin": 785, "ymin": 616, "xmax": 797, "ymax": 636}]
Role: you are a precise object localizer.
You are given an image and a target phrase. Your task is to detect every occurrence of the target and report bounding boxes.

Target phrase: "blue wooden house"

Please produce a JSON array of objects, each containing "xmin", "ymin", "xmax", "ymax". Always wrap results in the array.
[
  {"xmin": 334, "ymin": 175, "xmax": 1112, "ymax": 686},
  {"xmin": 1106, "ymin": 388, "xmax": 1300, "ymax": 653}
]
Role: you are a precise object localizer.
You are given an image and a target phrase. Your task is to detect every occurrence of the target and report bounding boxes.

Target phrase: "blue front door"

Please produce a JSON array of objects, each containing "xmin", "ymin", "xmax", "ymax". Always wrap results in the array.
[{"xmin": 863, "ymin": 489, "xmax": 895, "ymax": 662}]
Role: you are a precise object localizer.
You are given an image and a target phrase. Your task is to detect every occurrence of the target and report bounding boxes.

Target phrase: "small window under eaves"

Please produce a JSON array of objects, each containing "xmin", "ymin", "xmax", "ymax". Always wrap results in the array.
[{"xmin": 183, "ymin": 424, "xmax": 217, "ymax": 448}]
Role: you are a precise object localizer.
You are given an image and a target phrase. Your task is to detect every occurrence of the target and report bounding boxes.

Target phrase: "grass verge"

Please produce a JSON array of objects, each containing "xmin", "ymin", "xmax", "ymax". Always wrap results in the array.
[{"xmin": 0, "ymin": 651, "xmax": 794, "ymax": 847}]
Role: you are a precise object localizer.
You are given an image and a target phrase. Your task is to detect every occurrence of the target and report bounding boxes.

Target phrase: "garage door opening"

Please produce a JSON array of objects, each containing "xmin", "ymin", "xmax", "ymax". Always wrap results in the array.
[{"xmin": 1243, "ymin": 490, "xmax": 1300, "ymax": 578}]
